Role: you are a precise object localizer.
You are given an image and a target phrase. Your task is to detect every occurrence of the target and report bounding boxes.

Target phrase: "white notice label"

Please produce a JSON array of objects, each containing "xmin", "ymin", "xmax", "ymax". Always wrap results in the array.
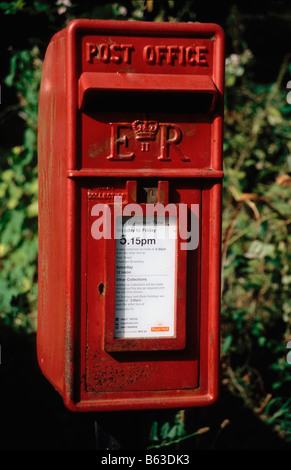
[{"xmin": 114, "ymin": 216, "xmax": 177, "ymax": 338}]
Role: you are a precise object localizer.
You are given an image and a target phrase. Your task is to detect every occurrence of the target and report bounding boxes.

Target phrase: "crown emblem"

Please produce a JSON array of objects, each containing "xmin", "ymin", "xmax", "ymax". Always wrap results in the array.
[{"xmin": 132, "ymin": 120, "xmax": 159, "ymax": 151}]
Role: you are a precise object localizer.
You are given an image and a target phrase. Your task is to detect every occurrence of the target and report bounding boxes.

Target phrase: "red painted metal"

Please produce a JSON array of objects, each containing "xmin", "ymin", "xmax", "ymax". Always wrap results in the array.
[{"xmin": 37, "ymin": 19, "xmax": 225, "ymax": 411}]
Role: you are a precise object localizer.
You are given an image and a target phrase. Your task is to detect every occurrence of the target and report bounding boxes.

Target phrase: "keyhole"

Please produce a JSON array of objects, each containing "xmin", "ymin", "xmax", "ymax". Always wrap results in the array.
[
  {"xmin": 144, "ymin": 187, "xmax": 158, "ymax": 203},
  {"xmin": 98, "ymin": 283, "xmax": 104, "ymax": 295}
]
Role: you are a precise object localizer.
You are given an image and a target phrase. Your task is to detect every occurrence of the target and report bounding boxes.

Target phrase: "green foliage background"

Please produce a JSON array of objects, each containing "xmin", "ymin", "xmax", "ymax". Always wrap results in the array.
[{"xmin": 0, "ymin": 0, "xmax": 290, "ymax": 448}]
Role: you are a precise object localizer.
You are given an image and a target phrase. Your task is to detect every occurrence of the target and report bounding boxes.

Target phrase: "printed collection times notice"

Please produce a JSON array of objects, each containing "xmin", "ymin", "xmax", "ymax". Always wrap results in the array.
[{"xmin": 114, "ymin": 217, "xmax": 177, "ymax": 339}]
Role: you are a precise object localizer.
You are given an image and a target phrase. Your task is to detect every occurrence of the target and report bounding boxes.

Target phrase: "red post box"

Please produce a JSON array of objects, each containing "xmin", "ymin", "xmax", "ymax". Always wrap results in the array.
[{"xmin": 37, "ymin": 19, "xmax": 224, "ymax": 411}]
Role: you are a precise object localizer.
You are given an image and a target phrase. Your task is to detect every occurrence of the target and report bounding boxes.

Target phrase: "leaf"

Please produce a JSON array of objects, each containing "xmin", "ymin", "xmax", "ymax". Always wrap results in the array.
[
  {"xmin": 176, "ymin": 421, "xmax": 185, "ymax": 438},
  {"xmin": 1, "ymin": 169, "xmax": 14, "ymax": 182},
  {"xmin": 225, "ymin": 73, "xmax": 237, "ymax": 88},
  {"xmin": 7, "ymin": 183, "xmax": 24, "ymax": 209},
  {"xmin": 266, "ymin": 106, "xmax": 283, "ymax": 126},
  {"xmin": 258, "ymin": 336, "xmax": 267, "ymax": 347},
  {"xmin": 1, "ymin": 210, "xmax": 25, "ymax": 247},
  {"xmin": 0, "ymin": 1, "xmax": 25, "ymax": 14},
  {"xmin": 149, "ymin": 422, "xmax": 159, "ymax": 442},
  {"xmin": 246, "ymin": 240, "xmax": 275, "ymax": 259},
  {"xmin": 26, "ymin": 201, "xmax": 38, "ymax": 218},
  {"xmin": 160, "ymin": 422, "xmax": 170, "ymax": 440},
  {"xmin": 272, "ymin": 382, "xmax": 283, "ymax": 390},
  {"xmin": 222, "ymin": 334, "xmax": 233, "ymax": 354},
  {"xmin": 167, "ymin": 425, "xmax": 177, "ymax": 440}
]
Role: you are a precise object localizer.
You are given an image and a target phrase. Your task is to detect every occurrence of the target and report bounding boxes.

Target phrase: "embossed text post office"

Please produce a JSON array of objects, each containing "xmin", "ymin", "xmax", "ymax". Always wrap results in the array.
[{"xmin": 37, "ymin": 19, "xmax": 225, "ymax": 411}]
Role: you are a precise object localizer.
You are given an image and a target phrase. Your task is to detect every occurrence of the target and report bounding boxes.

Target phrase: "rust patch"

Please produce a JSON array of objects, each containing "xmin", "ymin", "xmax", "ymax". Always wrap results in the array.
[
  {"xmin": 86, "ymin": 352, "xmax": 151, "ymax": 392},
  {"xmin": 184, "ymin": 127, "xmax": 197, "ymax": 138},
  {"xmin": 88, "ymin": 142, "xmax": 108, "ymax": 158}
]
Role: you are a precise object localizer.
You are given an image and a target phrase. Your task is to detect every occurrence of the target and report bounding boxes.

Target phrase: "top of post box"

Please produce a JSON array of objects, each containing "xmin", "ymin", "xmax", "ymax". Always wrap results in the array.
[
  {"xmin": 46, "ymin": 19, "xmax": 224, "ymax": 175},
  {"xmin": 62, "ymin": 19, "xmax": 224, "ymax": 85}
]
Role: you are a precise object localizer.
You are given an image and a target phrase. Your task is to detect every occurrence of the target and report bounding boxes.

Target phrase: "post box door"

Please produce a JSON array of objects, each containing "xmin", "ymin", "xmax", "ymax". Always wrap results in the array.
[{"xmin": 82, "ymin": 179, "xmax": 201, "ymax": 393}]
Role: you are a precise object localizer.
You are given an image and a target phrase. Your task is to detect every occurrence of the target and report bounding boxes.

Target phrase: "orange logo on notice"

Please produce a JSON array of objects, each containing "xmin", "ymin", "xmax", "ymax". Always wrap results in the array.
[{"xmin": 151, "ymin": 326, "xmax": 169, "ymax": 332}]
